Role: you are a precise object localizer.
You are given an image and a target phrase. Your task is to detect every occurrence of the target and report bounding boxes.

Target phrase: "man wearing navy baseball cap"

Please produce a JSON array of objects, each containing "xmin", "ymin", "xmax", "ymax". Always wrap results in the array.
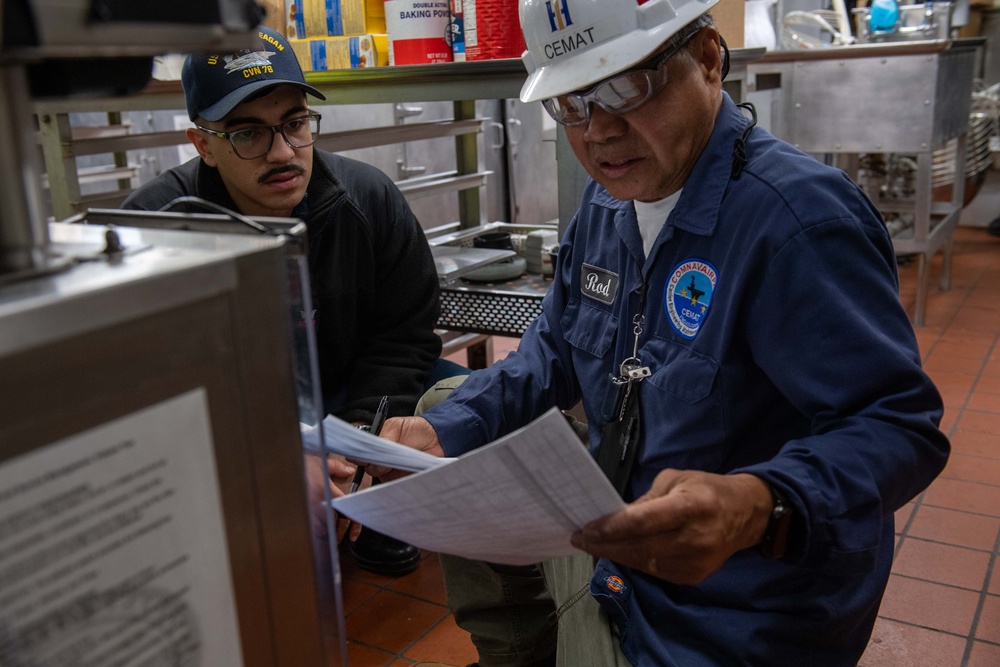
[
  {"xmin": 123, "ymin": 27, "xmax": 443, "ymax": 577},
  {"xmin": 181, "ymin": 27, "xmax": 327, "ymax": 125}
]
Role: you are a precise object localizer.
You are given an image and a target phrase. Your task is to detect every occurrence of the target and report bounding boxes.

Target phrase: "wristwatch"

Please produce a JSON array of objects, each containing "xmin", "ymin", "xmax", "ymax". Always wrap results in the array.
[{"xmin": 759, "ymin": 484, "xmax": 793, "ymax": 560}]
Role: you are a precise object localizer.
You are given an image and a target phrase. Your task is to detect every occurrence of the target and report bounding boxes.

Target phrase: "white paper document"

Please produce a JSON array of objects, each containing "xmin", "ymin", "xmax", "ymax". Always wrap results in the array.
[
  {"xmin": 301, "ymin": 414, "xmax": 452, "ymax": 472},
  {"xmin": 0, "ymin": 390, "xmax": 243, "ymax": 666},
  {"xmin": 331, "ymin": 408, "xmax": 626, "ymax": 565}
]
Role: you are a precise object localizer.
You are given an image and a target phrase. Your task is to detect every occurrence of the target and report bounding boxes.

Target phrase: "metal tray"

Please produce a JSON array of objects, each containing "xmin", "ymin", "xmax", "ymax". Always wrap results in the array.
[{"xmin": 428, "ymin": 221, "xmax": 559, "ymax": 253}]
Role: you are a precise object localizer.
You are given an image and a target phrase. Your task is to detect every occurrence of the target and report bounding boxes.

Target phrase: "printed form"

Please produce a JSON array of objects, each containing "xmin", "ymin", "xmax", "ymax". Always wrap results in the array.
[{"xmin": 326, "ymin": 408, "xmax": 626, "ymax": 565}]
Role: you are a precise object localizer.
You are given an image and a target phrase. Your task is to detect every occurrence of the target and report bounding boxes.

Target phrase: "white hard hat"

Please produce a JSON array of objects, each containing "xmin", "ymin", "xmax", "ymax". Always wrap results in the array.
[{"xmin": 519, "ymin": 0, "xmax": 720, "ymax": 103}]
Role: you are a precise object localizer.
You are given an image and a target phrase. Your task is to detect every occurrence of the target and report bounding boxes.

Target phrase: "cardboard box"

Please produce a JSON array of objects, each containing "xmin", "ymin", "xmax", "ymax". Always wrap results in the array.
[
  {"xmin": 258, "ymin": 0, "xmax": 289, "ymax": 36},
  {"xmin": 960, "ymin": 6, "xmax": 984, "ymax": 38},
  {"xmin": 285, "ymin": 0, "xmax": 387, "ymax": 39},
  {"xmin": 712, "ymin": 0, "xmax": 745, "ymax": 49},
  {"xmin": 291, "ymin": 34, "xmax": 389, "ymax": 70}
]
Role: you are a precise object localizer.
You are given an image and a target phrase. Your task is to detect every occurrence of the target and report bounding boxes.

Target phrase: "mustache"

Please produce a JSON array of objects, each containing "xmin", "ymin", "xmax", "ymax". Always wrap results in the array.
[{"xmin": 258, "ymin": 164, "xmax": 305, "ymax": 184}]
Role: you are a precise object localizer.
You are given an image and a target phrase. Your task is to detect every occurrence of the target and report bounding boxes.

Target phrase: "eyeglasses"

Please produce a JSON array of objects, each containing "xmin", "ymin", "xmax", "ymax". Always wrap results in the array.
[
  {"xmin": 197, "ymin": 112, "xmax": 322, "ymax": 159},
  {"xmin": 541, "ymin": 30, "xmax": 699, "ymax": 127}
]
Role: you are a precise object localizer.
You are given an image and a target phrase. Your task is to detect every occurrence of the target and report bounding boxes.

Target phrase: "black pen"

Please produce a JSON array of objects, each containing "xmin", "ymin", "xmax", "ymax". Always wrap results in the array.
[{"xmin": 349, "ymin": 395, "xmax": 389, "ymax": 493}]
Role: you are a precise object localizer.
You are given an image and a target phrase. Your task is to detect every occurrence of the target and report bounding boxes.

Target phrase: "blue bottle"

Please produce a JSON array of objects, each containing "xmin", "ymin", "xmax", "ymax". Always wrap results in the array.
[{"xmin": 869, "ymin": 0, "xmax": 900, "ymax": 32}]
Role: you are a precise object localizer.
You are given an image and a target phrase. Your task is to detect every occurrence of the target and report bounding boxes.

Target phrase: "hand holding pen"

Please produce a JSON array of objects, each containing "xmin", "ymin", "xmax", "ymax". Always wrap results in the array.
[{"xmin": 349, "ymin": 395, "xmax": 389, "ymax": 493}]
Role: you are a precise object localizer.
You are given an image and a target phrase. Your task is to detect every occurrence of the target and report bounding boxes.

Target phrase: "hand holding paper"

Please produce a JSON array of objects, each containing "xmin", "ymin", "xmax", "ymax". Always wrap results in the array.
[
  {"xmin": 330, "ymin": 408, "xmax": 626, "ymax": 565},
  {"xmin": 300, "ymin": 414, "xmax": 452, "ymax": 472}
]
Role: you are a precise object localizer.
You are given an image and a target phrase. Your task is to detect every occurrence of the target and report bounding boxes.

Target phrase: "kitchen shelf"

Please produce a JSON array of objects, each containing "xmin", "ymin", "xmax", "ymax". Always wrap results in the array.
[{"xmin": 33, "ymin": 59, "xmax": 529, "ymax": 222}]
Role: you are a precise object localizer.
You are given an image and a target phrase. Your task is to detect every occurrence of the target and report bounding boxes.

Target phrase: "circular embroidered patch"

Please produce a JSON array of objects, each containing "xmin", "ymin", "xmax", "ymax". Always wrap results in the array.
[{"xmin": 664, "ymin": 259, "xmax": 718, "ymax": 339}]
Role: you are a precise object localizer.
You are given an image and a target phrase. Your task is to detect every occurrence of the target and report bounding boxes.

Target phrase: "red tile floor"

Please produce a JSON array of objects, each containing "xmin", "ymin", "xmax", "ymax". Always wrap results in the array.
[{"xmin": 337, "ymin": 222, "xmax": 1000, "ymax": 666}]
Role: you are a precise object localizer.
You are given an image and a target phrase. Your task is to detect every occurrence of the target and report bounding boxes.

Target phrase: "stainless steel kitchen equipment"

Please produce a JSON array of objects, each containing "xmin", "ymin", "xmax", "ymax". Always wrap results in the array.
[
  {"xmin": 1, "ymin": 2, "xmax": 343, "ymax": 664},
  {"xmin": 852, "ymin": 2, "xmax": 954, "ymax": 44},
  {"xmin": 0, "ymin": 219, "xmax": 338, "ymax": 666},
  {"xmin": 0, "ymin": 0, "xmax": 261, "ymax": 281},
  {"xmin": 747, "ymin": 39, "xmax": 980, "ymax": 325}
]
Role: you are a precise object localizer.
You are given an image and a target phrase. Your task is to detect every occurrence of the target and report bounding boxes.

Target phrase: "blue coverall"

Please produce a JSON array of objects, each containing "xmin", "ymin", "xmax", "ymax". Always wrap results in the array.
[{"xmin": 424, "ymin": 93, "xmax": 949, "ymax": 666}]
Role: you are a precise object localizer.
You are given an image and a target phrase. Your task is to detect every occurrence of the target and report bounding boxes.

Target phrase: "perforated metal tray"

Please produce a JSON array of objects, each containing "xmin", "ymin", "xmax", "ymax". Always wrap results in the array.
[{"xmin": 437, "ymin": 276, "xmax": 551, "ymax": 337}]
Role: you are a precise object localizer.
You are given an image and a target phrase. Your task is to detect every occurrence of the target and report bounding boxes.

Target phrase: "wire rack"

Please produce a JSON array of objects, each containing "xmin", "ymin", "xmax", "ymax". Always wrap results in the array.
[{"xmin": 932, "ymin": 81, "xmax": 1000, "ymax": 189}]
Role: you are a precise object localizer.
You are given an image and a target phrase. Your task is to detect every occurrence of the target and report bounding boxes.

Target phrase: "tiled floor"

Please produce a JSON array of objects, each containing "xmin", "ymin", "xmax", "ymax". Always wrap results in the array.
[{"xmin": 337, "ymin": 197, "xmax": 1000, "ymax": 666}]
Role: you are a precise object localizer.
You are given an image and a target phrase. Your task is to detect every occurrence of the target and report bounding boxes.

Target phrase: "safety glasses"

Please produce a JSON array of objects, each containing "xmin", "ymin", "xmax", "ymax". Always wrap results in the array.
[
  {"xmin": 197, "ymin": 112, "xmax": 322, "ymax": 160},
  {"xmin": 541, "ymin": 30, "xmax": 699, "ymax": 127}
]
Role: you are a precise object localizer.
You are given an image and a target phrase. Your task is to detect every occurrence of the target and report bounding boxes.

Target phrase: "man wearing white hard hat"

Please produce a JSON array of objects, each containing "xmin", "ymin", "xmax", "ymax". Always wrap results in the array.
[{"xmin": 383, "ymin": 0, "xmax": 949, "ymax": 664}]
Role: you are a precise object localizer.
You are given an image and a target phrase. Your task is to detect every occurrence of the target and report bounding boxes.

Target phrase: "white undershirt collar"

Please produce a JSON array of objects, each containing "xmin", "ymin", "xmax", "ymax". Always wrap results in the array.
[{"xmin": 634, "ymin": 189, "xmax": 682, "ymax": 258}]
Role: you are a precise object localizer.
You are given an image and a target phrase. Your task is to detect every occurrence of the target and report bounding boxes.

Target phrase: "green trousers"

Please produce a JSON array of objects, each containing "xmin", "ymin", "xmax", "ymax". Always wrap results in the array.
[{"xmin": 417, "ymin": 376, "xmax": 631, "ymax": 667}]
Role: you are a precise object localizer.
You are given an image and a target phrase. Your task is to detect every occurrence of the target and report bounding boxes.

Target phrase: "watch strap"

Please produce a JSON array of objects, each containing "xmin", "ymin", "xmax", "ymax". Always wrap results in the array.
[{"xmin": 759, "ymin": 483, "xmax": 792, "ymax": 560}]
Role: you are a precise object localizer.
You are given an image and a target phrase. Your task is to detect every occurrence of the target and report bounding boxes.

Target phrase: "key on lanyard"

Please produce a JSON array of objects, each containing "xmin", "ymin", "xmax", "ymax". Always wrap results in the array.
[
  {"xmin": 621, "ymin": 358, "xmax": 651, "ymax": 382},
  {"xmin": 621, "ymin": 312, "xmax": 651, "ymax": 381},
  {"xmin": 601, "ymin": 360, "xmax": 650, "ymax": 425}
]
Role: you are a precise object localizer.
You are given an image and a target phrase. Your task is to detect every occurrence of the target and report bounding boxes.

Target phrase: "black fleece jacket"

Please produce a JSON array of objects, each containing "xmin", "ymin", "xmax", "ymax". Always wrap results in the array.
[{"xmin": 122, "ymin": 150, "xmax": 441, "ymax": 423}]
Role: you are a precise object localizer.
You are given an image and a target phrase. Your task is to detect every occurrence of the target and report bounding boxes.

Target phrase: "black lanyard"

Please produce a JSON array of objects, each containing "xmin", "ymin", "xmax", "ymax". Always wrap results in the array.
[{"xmin": 597, "ymin": 281, "xmax": 649, "ymax": 499}]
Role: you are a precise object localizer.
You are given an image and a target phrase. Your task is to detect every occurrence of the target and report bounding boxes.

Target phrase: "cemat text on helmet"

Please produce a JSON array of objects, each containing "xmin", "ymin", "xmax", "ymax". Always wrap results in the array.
[
  {"xmin": 518, "ymin": 0, "xmax": 721, "ymax": 103},
  {"xmin": 543, "ymin": 26, "xmax": 597, "ymax": 59}
]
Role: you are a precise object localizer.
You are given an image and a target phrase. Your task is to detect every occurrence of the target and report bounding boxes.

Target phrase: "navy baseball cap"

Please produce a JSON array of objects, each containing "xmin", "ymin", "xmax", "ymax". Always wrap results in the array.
[{"xmin": 182, "ymin": 26, "xmax": 326, "ymax": 122}]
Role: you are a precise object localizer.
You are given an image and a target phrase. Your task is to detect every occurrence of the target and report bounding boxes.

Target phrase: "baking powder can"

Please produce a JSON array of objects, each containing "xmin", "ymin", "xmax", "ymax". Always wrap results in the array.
[{"xmin": 385, "ymin": 0, "xmax": 454, "ymax": 65}]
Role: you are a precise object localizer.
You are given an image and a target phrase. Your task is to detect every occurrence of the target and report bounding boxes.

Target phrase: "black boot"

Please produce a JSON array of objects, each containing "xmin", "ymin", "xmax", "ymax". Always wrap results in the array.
[
  {"xmin": 348, "ymin": 525, "xmax": 421, "ymax": 576},
  {"xmin": 989, "ymin": 217, "xmax": 1000, "ymax": 238}
]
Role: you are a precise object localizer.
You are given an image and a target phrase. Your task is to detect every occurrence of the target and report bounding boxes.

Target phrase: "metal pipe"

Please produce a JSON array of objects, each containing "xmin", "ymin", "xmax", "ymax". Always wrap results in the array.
[{"xmin": 0, "ymin": 64, "xmax": 51, "ymax": 276}]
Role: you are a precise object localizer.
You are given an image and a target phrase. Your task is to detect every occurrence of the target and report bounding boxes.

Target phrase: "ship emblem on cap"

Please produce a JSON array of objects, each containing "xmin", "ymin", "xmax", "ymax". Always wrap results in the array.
[{"xmin": 224, "ymin": 51, "xmax": 276, "ymax": 74}]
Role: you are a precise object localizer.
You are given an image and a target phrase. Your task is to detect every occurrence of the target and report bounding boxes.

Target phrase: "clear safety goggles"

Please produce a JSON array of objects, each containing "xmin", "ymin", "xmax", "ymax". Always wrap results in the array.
[{"xmin": 541, "ymin": 30, "xmax": 699, "ymax": 127}]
